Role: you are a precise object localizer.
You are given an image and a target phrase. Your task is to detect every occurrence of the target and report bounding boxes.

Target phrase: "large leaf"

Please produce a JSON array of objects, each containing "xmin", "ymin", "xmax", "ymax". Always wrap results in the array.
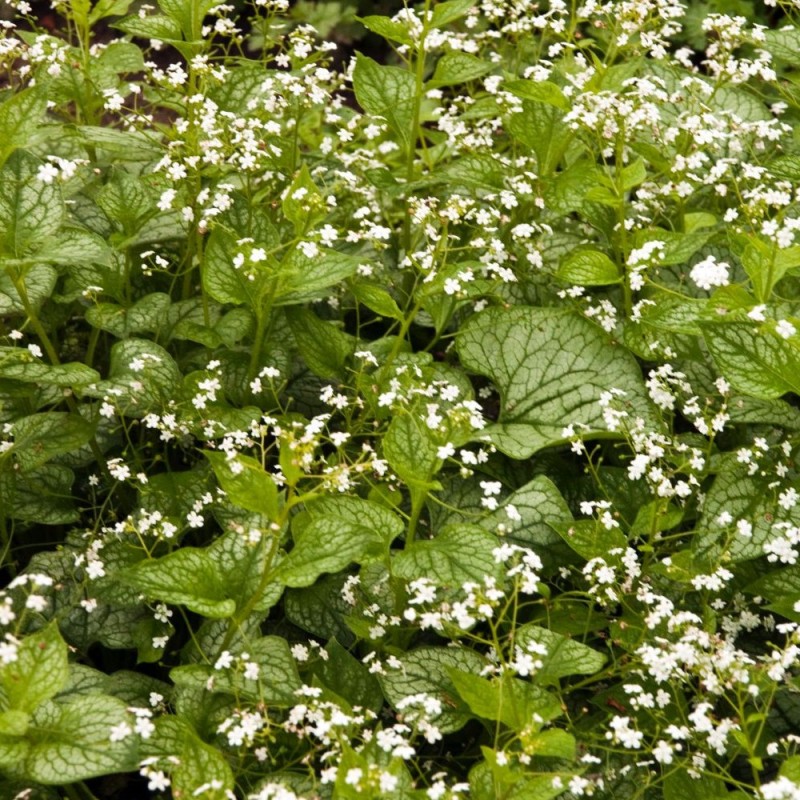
[
  {"xmin": 277, "ymin": 516, "xmax": 387, "ymax": 589},
  {"xmin": 379, "ymin": 647, "xmax": 486, "ymax": 733},
  {"xmin": 703, "ymin": 321, "xmax": 800, "ymax": 399},
  {"xmin": 393, "ymin": 524, "xmax": 503, "ymax": 587},
  {"xmin": 22, "ymin": 695, "xmax": 139, "ymax": 784},
  {"xmin": 10, "ymin": 412, "xmax": 94, "ymax": 472},
  {"xmin": 457, "ymin": 307, "xmax": 652, "ymax": 457},
  {"xmin": 123, "ymin": 548, "xmax": 237, "ymax": 618}
]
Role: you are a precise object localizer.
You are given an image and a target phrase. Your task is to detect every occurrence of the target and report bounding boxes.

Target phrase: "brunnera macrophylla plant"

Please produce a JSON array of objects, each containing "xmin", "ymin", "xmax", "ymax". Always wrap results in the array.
[{"xmin": 3, "ymin": 0, "xmax": 800, "ymax": 797}]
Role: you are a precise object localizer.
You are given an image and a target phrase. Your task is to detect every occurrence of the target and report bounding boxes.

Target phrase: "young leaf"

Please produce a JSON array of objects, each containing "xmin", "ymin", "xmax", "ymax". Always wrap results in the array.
[
  {"xmin": 281, "ymin": 164, "xmax": 325, "ymax": 234},
  {"xmin": 353, "ymin": 54, "xmax": 416, "ymax": 153},
  {"xmin": 382, "ymin": 413, "xmax": 439, "ymax": 486},
  {"xmin": 0, "ymin": 623, "xmax": 68, "ymax": 714},
  {"xmin": 516, "ymin": 624, "xmax": 607, "ymax": 683},
  {"xmin": 206, "ymin": 450, "xmax": 279, "ymax": 521},
  {"xmin": 557, "ymin": 249, "xmax": 621, "ymax": 286},
  {"xmin": 428, "ymin": 52, "xmax": 491, "ymax": 88},
  {"xmin": 0, "ymin": 89, "xmax": 47, "ymax": 168},
  {"xmin": 449, "ymin": 670, "xmax": 563, "ymax": 731}
]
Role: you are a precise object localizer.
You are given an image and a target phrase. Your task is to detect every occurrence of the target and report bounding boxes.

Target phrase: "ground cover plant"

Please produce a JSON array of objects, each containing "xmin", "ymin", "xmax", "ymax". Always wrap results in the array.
[{"xmin": 3, "ymin": 0, "xmax": 800, "ymax": 797}]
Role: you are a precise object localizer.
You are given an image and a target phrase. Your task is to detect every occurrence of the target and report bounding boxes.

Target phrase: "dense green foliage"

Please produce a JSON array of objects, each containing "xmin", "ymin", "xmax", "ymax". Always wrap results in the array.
[{"xmin": 2, "ymin": 0, "xmax": 800, "ymax": 798}]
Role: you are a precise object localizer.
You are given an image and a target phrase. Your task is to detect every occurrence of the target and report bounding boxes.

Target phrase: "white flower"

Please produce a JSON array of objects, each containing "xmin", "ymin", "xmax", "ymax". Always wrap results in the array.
[
  {"xmin": 689, "ymin": 255, "xmax": 730, "ymax": 291},
  {"xmin": 776, "ymin": 319, "xmax": 796, "ymax": 339}
]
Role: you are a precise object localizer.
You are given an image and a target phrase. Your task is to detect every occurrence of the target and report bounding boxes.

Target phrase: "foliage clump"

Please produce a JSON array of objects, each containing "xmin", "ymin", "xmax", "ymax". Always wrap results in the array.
[{"xmin": 1, "ymin": 0, "xmax": 800, "ymax": 798}]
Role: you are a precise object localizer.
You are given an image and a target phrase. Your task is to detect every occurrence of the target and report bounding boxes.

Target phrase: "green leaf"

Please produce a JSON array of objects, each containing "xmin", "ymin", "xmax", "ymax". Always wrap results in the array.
[
  {"xmin": 35, "ymin": 227, "xmax": 112, "ymax": 267},
  {"xmin": 557, "ymin": 249, "xmax": 621, "ymax": 286},
  {"xmin": 663, "ymin": 771, "xmax": 729, "ymax": 800},
  {"xmin": 429, "ymin": 52, "xmax": 492, "ymax": 87},
  {"xmin": 123, "ymin": 548, "xmax": 237, "ymax": 618},
  {"xmin": 10, "ymin": 412, "xmax": 93, "ymax": 472},
  {"xmin": 506, "ymin": 102, "xmax": 570, "ymax": 176},
  {"xmin": 114, "ymin": 13, "xmax": 182, "ymax": 41},
  {"xmin": 287, "ymin": 307, "xmax": 355, "ymax": 379},
  {"xmin": 83, "ymin": 338, "xmax": 181, "ymax": 414},
  {"xmin": 357, "ymin": 15, "xmax": 412, "ymax": 45},
  {"xmin": 445, "ymin": 153, "xmax": 505, "ymax": 191},
  {"xmin": 379, "ymin": 647, "xmax": 486, "ymax": 733},
  {"xmin": 171, "ymin": 636, "xmax": 300, "ymax": 705},
  {"xmin": 150, "ymin": 717, "xmax": 233, "ymax": 800},
  {"xmin": 0, "ymin": 152, "xmax": 64, "ymax": 256},
  {"xmin": 89, "ymin": 0, "xmax": 135, "ymax": 24},
  {"xmin": 696, "ymin": 463, "xmax": 800, "ymax": 563},
  {"xmin": 353, "ymin": 54, "xmax": 415, "ymax": 153},
  {"xmin": 478, "ymin": 476, "xmax": 573, "ymax": 571},
  {"xmin": 205, "ymin": 450, "xmax": 279, "ymax": 521},
  {"xmin": 0, "ymin": 623, "xmax": 68, "ymax": 714},
  {"xmin": 285, "ymin": 574, "xmax": 355, "ymax": 645},
  {"xmin": 393, "ymin": 524, "xmax": 503, "ymax": 587},
  {"xmin": 703, "ymin": 321, "xmax": 800, "ymax": 399},
  {"xmin": 76, "ymin": 126, "xmax": 163, "ymax": 160},
  {"xmin": 516, "ymin": 624, "xmax": 606, "ymax": 683},
  {"xmin": 157, "ymin": 0, "xmax": 215, "ymax": 39},
  {"xmin": 553, "ymin": 518, "xmax": 626, "ymax": 561},
  {"xmin": 277, "ymin": 517, "xmax": 387, "ymax": 589},
  {"xmin": 275, "ymin": 247, "xmax": 361, "ymax": 305},
  {"xmin": 0, "ymin": 264, "xmax": 57, "ymax": 316},
  {"xmin": 430, "ymin": 0, "xmax": 473, "ymax": 27},
  {"xmin": 350, "ymin": 282, "xmax": 403, "ymax": 320},
  {"xmin": 86, "ymin": 293, "xmax": 171, "ymax": 338},
  {"xmin": 207, "ymin": 529, "xmax": 284, "ymax": 614},
  {"xmin": 505, "ymin": 79, "xmax": 569, "ymax": 110},
  {"xmin": 318, "ymin": 639, "xmax": 383, "ymax": 713},
  {"xmin": 524, "ymin": 729, "xmax": 576, "ymax": 759},
  {"xmin": 303, "ymin": 495, "xmax": 405, "ymax": 540},
  {"xmin": 202, "ymin": 227, "xmax": 252, "ymax": 306},
  {"xmin": 25, "ymin": 694, "xmax": 139, "ymax": 784},
  {"xmin": 0, "ymin": 89, "xmax": 46, "ymax": 167},
  {"xmin": 96, "ymin": 169, "xmax": 156, "ymax": 235},
  {"xmin": 457, "ymin": 307, "xmax": 652, "ymax": 457},
  {"xmin": 383, "ymin": 412, "xmax": 439, "ymax": 486},
  {"xmin": 282, "ymin": 163, "xmax": 325, "ymax": 234},
  {"xmin": 0, "ymin": 351, "xmax": 100, "ymax": 388},
  {"xmin": 0, "ymin": 464, "xmax": 78, "ymax": 525},
  {"xmin": 449, "ymin": 671, "xmax": 563, "ymax": 731},
  {"xmin": 762, "ymin": 26, "xmax": 800, "ymax": 64}
]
